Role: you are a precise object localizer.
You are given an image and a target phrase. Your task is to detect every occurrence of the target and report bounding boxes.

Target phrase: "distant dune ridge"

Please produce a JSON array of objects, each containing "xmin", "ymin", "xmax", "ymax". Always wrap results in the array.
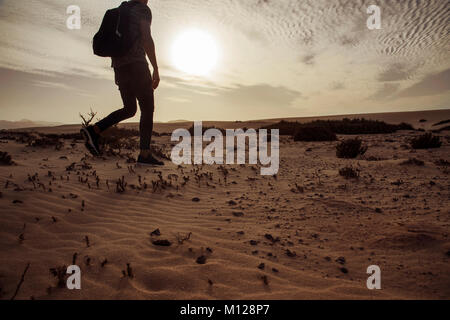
[
  {"xmin": 0, "ymin": 109, "xmax": 449, "ymax": 300},
  {"xmin": 0, "ymin": 119, "xmax": 63, "ymax": 130}
]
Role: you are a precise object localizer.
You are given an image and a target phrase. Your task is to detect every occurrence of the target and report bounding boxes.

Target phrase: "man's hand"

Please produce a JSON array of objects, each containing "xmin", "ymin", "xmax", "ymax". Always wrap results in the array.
[
  {"xmin": 152, "ymin": 69, "xmax": 160, "ymax": 90},
  {"xmin": 141, "ymin": 20, "xmax": 160, "ymax": 90}
]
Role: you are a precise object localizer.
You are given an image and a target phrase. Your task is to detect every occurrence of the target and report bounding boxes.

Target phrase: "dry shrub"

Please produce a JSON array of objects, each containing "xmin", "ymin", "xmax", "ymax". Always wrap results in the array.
[
  {"xmin": 100, "ymin": 126, "xmax": 139, "ymax": 154},
  {"xmin": 410, "ymin": 133, "xmax": 441, "ymax": 149},
  {"xmin": 293, "ymin": 127, "xmax": 337, "ymax": 142},
  {"xmin": 336, "ymin": 138, "xmax": 368, "ymax": 159},
  {"xmin": 339, "ymin": 166, "xmax": 360, "ymax": 179},
  {"xmin": 150, "ymin": 145, "xmax": 171, "ymax": 160},
  {"xmin": 49, "ymin": 266, "xmax": 68, "ymax": 288},
  {"xmin": 29, "ymin": 136, "xmax": 63, "ymax": 150},
  {"xmin": 434, "ymin": 159, "xmax": 449, "ymax": 166},
  {"xmin": 80, "ymin": 108, "xmax": 97, "ymax": 128},
  {"xmin": 0, "ymin": 151, "xmax": 15, "ymax": 165},
  {"xmin": 99, "ymin": 126, "xmax": 162, "ymax": 155},
  {"xmin": 44, "ymin": 133, "xmax": 82, "ymax": 141},
  {"xmin": 262, "ymin": 118, "xmax": 414, "ymax": 136}
]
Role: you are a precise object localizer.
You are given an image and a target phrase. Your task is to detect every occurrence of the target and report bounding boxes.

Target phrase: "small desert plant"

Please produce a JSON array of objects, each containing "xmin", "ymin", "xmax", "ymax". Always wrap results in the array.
[
  {"xmin": 339, "ymin": 166, "xmax": 360, "ymax": 179},
  {"xmin": 1, "ymin": 132, "xmax": 33, "ymax": 144},
  {"xmin": 150, "ymin": 145, "xmax": 171, "ymax": 160},
  {"xmin": 434, "ymin": 159, "xmax": 450, "ymax": 166},
  {"xmin": 401, "ymin": 158, "xmax": 425, "ymax": 166},
  {"xmin": 336, "ymin": 138, "xmax": 367, "ymax": 159},
  {"xmin": 44, "ymin": 133, "xmax": 82, "ymax": 141},
  {"xmin": 293, "ymin": 127, "xmax": 337, "ymax": 142},
  {"xmin": 103, "ymin": 126, "xmax": 139, "ymax": 139},
  {"xmin": 0, "ymin": 151, "xmax": 15, "ymax": 165},
  {"xmin": 49, "ymin": 266, "xmax": 68, "ymax": 288},
  {"xmin": 80, "ymin": 108, "xmax": 97, "ymax": 128},
  {"xmin": 410, "ymin": 133, "xmax": 442, "ymax": 149},
  {"xmin": 100, "ymin": 126, "xmax": 140, "ymax": 155},
  {"xmin": 116, "ymin": 176, "xmax": 127, "ymax": 193},
  {"xmin": 176, "ymin": 232, "xmax": 192, "ymax": 244}
]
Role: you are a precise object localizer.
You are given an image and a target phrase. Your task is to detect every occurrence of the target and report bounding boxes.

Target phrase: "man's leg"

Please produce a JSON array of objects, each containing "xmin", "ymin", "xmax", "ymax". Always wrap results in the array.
[
  {"xmin": 95, "ymin": 65, "xmax": 137, "ymax": 133},
  {"xmin": 81, "ymin": 65, "xmax": 137, "ymax": 156},
  {"xmin": 134, "ymin": 64, "xmax": 163, "ymax": 165},
  {"xmin": 82, "ymin": 87, "xmax": 137, "ymax": 156},
  {"xmin": 95, "ymin": 89, "xmax": 137, "ymax": 133},
  {"xmin": 132, "ymin": 63, "xmax": 154, "ymax": 151},
  {"xmin": 137, "ymin": 90, "xmax": 154, "ymax": 151}
]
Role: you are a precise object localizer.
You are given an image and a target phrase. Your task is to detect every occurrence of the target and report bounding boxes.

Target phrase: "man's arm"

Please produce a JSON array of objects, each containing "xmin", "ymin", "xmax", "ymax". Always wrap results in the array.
[{"xmin": 140, "ymin": 20, "xmax": 159, "ymax": 90}]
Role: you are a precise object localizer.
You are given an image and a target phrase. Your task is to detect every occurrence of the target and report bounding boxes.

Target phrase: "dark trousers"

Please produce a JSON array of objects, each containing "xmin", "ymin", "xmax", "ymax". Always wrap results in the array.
[{"xmin": 96, "ymin": 62, "xmax": 154, "ymax": 150}]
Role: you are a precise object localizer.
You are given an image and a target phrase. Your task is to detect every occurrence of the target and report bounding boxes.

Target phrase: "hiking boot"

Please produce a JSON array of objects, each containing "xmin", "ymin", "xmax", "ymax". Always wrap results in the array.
[
  {"xmin": 80, "ymin": 126, "xmax": 101, "ymax": 156},
  {"xmin": 137, "ymin": 154, "xmax": 164, "ymax": 166}
]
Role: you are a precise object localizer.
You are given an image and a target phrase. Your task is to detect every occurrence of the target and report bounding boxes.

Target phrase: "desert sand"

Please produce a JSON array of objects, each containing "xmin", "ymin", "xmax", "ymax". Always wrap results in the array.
[{"xmin": 0, "ymin": 109, "xmax": 449, "ymax": 300}]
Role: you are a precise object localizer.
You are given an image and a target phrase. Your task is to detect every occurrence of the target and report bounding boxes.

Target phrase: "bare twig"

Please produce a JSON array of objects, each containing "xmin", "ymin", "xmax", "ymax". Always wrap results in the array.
[
  {"xmin": 176, "ymin": 232, "xmax": 192, "ymax": 245},
  {"xmin": 11, "ymin": 263, "xmax": 30, "ymax": 300},
  {"xmin": 79, "ymin": 108, "xmax": 97, "ymax": 128}
]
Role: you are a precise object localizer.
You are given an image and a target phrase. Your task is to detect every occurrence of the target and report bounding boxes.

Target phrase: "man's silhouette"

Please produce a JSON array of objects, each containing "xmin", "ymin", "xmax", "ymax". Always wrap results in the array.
[{"xmin": 82, "ymin": 0, "xmax": 163, "ymax": 165}]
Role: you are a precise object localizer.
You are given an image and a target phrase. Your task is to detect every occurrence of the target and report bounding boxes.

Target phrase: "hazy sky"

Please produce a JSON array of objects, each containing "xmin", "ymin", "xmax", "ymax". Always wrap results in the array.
[{"xmin": 0, "ymin": 0, "xmax": 449, "ymax": 123}]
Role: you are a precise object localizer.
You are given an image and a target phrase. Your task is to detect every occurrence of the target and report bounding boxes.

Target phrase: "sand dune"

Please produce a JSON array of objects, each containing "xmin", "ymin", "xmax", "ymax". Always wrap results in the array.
[{"xmin": 0, "ymin": 110, "xmax": 449, "ymax": 300}]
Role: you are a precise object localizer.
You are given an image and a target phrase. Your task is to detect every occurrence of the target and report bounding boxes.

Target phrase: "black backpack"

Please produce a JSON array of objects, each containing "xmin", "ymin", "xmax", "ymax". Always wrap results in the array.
[{"xmin": 93, "ymin": 1, "xmax": 139, "ymax": 58}]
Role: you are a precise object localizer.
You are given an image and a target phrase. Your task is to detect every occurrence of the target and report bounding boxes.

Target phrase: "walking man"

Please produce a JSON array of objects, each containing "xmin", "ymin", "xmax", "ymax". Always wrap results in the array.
[{"xmin": 82, "ymin": 0, "xmax": 163, "ymax": 165}]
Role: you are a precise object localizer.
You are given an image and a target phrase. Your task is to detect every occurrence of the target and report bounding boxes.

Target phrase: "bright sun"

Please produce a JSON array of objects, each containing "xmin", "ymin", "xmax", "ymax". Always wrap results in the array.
[{"xmin": 171, "ymin": 29, "xmax": 218, "ymax": 76}]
